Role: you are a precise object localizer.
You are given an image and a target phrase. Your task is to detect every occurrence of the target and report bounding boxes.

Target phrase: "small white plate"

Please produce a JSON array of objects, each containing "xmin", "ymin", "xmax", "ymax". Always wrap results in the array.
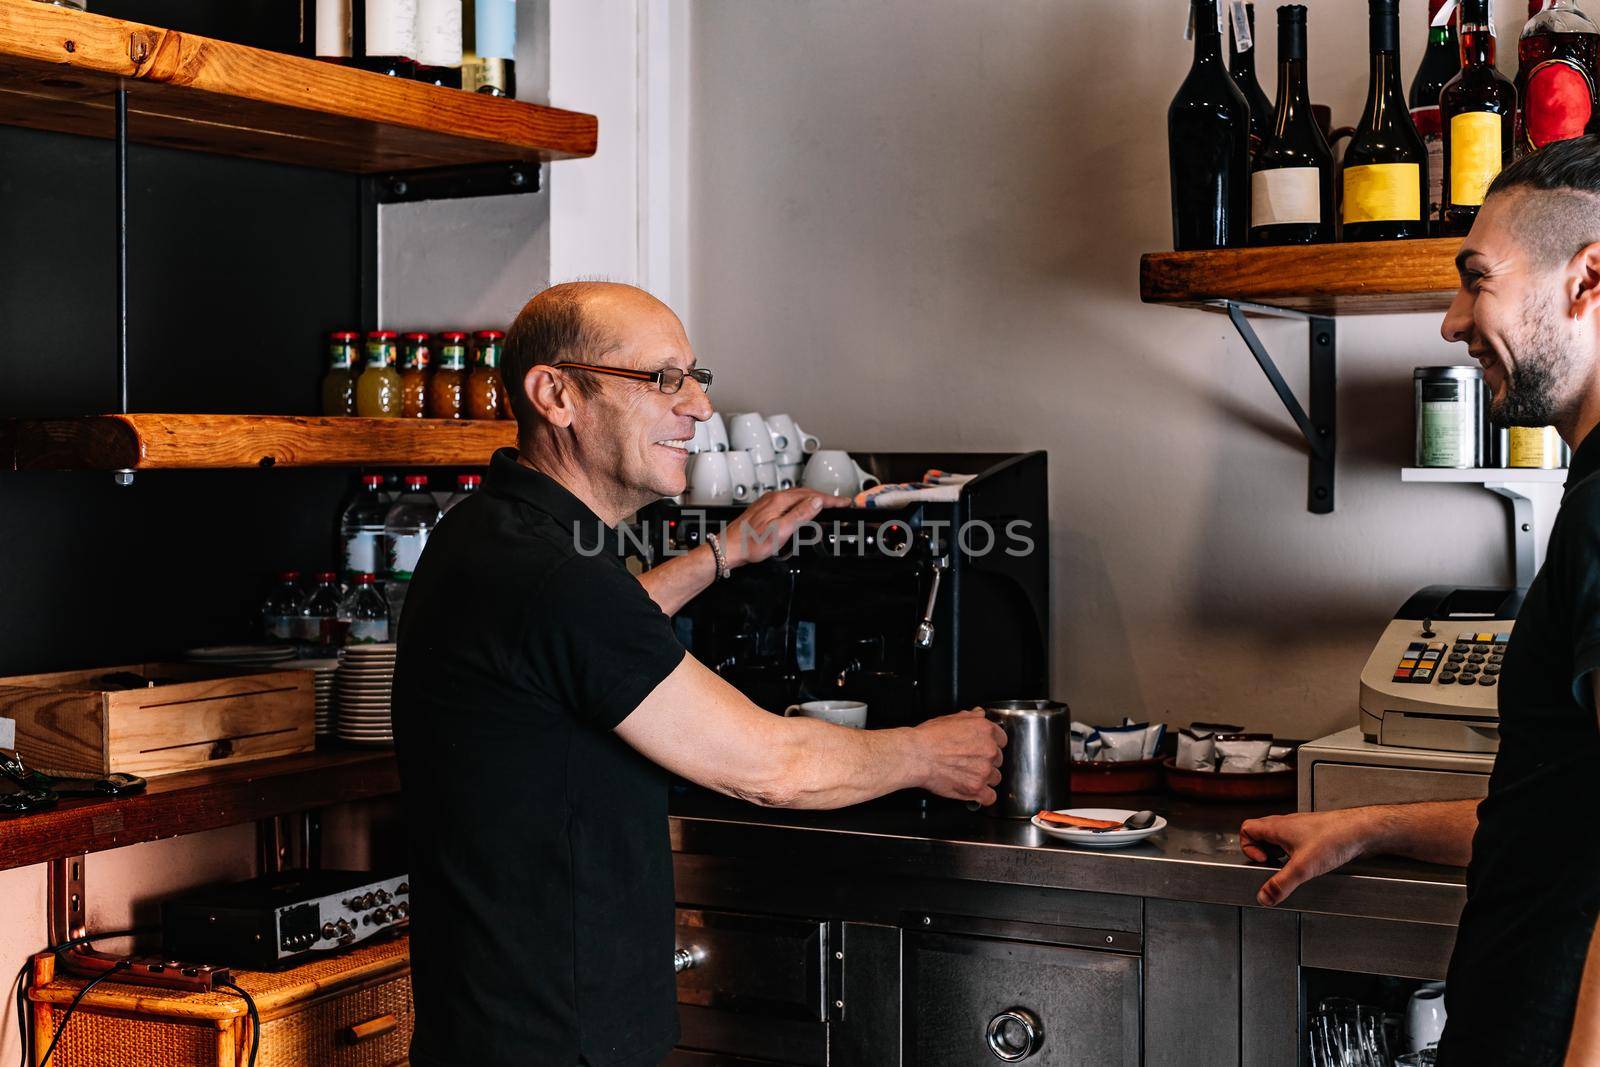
[{"xmin": 1030, "ymin": 808, "xmax": 1167, "ymax": 850}]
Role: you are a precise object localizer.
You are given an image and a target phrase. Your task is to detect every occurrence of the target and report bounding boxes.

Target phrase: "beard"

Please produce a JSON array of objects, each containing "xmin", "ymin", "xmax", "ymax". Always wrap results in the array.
[{"xmin": 1491, "ymin": 287, "xmax": 1585, "ymax": 427}]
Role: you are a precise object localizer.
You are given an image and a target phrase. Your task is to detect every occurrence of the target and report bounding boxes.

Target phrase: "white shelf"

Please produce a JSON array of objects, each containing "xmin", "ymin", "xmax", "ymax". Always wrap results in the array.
[{"xmin": 1401, "ymin": 467, "xmax": 1566, "ymax": 484}]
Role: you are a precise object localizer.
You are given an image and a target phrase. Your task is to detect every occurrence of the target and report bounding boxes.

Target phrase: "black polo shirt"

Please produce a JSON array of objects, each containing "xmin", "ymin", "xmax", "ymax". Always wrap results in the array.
[
  {"xmin": 393, "ymin": 449, "xmax": 686, "ymax": 1067},
  {"xmin": 1439, "ymin": 428, "xmax": 1600, "ymax": 1065}
]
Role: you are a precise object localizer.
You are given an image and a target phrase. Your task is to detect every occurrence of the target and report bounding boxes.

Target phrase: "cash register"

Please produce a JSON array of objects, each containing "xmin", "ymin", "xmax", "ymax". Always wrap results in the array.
[{"xmin": 1297, "ymin": 586, "xmax": 1523, "ymax": 811}]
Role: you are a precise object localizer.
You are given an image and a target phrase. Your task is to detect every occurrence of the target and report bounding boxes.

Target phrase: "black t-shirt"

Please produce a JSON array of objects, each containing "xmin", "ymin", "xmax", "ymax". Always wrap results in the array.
[
  {"xmin": 393, "ymin": 449, "xmax": 686, "ymax": 1067},
  {"xmin": 1440, "ymin": 431, "xmax": 1600, "ymax": 1066}
]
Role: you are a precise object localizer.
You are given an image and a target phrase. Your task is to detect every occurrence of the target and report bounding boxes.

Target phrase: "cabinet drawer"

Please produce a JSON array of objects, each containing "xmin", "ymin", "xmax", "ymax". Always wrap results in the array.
[{"xmin": 674, "ymin": 909, "xmax": 827, "ymax": 1021}]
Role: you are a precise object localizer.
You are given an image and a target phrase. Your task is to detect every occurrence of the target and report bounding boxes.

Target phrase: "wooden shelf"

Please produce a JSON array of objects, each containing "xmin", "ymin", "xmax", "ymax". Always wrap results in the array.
[
  {"xmin": 3, "ymin": 413, "xmax": 518, "ymax": 470},
  {"xmin": 1401, "ymin": 466, "xmax": 1567, "ymax": 484},
  {"xmin": 0, "ymin": 0, "xmax": 597, "ymax": 172},
  {"xmin": 0, "ymin": 747, "xmax": 398, "ymax": 873},
  {"xmin": 1140, "ymin": 238, "xmax": 1461, "ymax": 316}
]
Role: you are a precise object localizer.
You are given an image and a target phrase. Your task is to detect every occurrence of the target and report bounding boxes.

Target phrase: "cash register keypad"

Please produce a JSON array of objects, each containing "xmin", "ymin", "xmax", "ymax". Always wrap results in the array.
[{"xmin": 1394, "ymin": 632, "xmax": 1510, "ymax": 686}]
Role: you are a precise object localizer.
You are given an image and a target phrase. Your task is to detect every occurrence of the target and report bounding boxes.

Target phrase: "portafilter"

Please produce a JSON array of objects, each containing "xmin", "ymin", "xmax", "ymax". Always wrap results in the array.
[{"xmin": 980, "ymin": 699, "xmax": 1070, "ymax": 818}]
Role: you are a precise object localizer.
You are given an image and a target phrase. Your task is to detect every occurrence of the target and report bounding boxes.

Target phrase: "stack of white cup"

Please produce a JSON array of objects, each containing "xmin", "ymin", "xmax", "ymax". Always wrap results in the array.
[{"xmin": 684, "ymin": 412, "xmax": 821, "ymax": 506}]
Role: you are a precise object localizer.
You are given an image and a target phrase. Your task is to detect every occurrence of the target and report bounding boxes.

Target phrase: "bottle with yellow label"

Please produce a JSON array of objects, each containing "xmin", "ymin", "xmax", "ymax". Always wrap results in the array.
[
  {"xmin": 1342, "ymin": 0, "xmax": 1430, "ymax": 241},
  {"xmin": 1441, "ymin": 0, "xmax": 1515, "ymax": 235},
  {"xmin": 356, "ymin": 330, "xmax": 402, "ymax": 418}
]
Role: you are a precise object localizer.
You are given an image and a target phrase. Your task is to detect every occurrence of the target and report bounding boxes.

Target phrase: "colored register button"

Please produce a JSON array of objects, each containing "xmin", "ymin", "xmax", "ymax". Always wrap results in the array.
[{"xmin": 1394, "ymin": 669, "xmax": 1413, "ymax": 679}]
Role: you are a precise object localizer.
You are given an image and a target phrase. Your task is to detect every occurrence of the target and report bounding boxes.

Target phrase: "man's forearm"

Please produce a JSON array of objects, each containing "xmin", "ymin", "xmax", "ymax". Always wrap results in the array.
[
  {"xmin": 636, "ymin": 545, "xmax": 717, "ymax": 616},
  {"xmin": 1565, "ymin": 920, "xmax": 1600, "ymax": 1065},
  {"xmin": 1360, "ymin": 798, "xmax": 1480, "ymax": 866},
  {"xmin": 758, "ymin": 720, "xmax": 926, "ymax": 809}
]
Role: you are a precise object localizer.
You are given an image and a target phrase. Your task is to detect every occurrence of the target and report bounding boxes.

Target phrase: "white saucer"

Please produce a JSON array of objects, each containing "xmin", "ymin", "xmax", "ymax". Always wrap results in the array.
[{"xmin": 1030, "ymin": 808, "xmax": 1167, "ymax": 850}]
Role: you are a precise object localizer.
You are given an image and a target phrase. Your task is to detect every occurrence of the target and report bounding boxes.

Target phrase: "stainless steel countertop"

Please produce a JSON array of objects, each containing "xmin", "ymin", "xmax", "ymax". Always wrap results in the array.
[{"xmin": 669, "ymin": 791, "xmax": 1467, "ymax": 927}]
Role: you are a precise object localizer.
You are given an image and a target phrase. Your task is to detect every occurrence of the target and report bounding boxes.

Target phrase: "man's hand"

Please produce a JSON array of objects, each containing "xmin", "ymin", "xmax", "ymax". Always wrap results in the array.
[
  {"xmin": 722, "ymin": 489, "xmax": 850, "ymax": 568},
  {"xmin": 1240, "ymin": 809, "xmax": 1377, "ymax": 906},
  {"xmin": 910, "ymin": 709, "xmax": 1007, "ymax": 806}
]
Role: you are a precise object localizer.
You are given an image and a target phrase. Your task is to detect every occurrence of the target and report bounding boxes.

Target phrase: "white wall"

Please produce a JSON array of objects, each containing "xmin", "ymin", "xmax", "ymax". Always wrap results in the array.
[{"xmin": 686, "ymin": 0, "xmax": 1529, "ymax": 740}]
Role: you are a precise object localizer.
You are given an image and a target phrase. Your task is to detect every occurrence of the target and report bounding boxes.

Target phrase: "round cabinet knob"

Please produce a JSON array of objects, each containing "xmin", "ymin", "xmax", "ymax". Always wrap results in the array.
[
  {"xmin": 673, "ymin": 946, "xmax": 705, "ymax": 974},
  {"xmin": 986, "ymin": 1007, "xmax": 1044, "ymax": 1062}
]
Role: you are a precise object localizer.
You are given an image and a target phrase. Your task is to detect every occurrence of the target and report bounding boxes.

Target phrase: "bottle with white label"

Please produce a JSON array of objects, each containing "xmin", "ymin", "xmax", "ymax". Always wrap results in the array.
[
  {"xmin": 384, "ymin": 474, "xmax": 441, "ymax": 623},
  {"xmin": 261, "ymin": 571, "xmax": 306, "ymax": 643},
  {"xmin": 414, "ymin": 0, "xmax": 463, "ymax": 87},
  {"xmin": 1342, "ymin": 0, "xmax": 1430, "ymax": 241},
  {"xmin": 340, "ymin": 474, "xmax": 390, "ymax": 581},
  {"xmin": 354, "ymin": 0, "xmax": 418, "ymax": 77},
  {"xmin": 1250, "ymin": 5, "xmax": 1334, "ymax": 244},
  {"xmin": 1441, "ymin": 0, "xmax": 1515, "ymax": 235},
  {"xmin": 443, "ymin": 472, "xmax": 481, "ymax": 513},
  {"xmin": 299, "ymin": 572, "xmax": 346, "ymax": 649},
  {"xmin": 339, "ymin": 573, "xmax": 392, "ymax": 645},
  {"xmin": 465, "ymin": 0, "xmax": 515, "ymax": 96}
]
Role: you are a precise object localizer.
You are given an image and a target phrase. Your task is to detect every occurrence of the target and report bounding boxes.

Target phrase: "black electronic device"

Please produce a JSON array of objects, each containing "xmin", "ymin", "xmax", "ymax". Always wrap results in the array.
[
  {"xmin": 632, "ymin": 452, "xmax": 1050, "ymax": 731},
  {"xmin": 162, "ymin": 870, "xmax": 409, "ymax": 970}
]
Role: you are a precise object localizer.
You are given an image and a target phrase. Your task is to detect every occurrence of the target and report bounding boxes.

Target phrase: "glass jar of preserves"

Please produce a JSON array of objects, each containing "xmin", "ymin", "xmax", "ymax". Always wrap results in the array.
[
  {"xmin": 321, "ymin": 330, "xmax": 360, "ymax": 416},
  {"xmin": 427, "ymin": 331, "xmax": 469, "ymax": 419},
  {"xmin": 467, "ymin": 329, "xmax": 506, "ymax": 420},
  {"xmin": 399, "ymin": 332, "xmax": 432, "ymax": 419},
  {"xmin": 356, "ymin": 330, "xmax": 402, "ymax": 418}
]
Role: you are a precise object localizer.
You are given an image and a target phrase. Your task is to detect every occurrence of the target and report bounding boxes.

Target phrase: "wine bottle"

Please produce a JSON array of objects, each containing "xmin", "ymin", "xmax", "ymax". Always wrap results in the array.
[
  {"xmin": 1342, "ymin": 0, "xmax": 1429, "ymax": 241},
  {"xmin": 1515, "ymin": 0, "xmax": 1599, "ymax": 153},
  {"xmin": 355, "ymin": 0, "xmax": 417, "ymax": 77},
  {"xmin": 414, "ymin": 0, "xmax": 463, "ymax": 87},
  {"xmin": 1410, "ymin": 0, "xmax": 1462, "ymax": 228},
  {"xmin": 1442, "ymin": 0, "xmax": 1516, "ymax": 234},
  {"xmin": 1251, "ymin": 5, "xmax": 1335, "ymax": 244},
  {"xmin": 467, "ymin": 0, "xmax": 515, "ymax": 97},
  {"xmin": 1168, "ymin": 0, "xmax": 1253, "ymax": 250},
  {"xmin": 1230, "ymin": 2, "xmax": 1276, "ymax": 160},
  {"xmin": 314, "ymin": 0, "xmax": 351, "ymax": 62}
]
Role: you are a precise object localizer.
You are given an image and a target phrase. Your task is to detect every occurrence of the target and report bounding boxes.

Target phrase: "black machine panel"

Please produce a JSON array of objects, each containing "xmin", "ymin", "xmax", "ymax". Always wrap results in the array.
[{"xmin": 633, "ymin": 452, "xmax": 1049, "ymax": 729}]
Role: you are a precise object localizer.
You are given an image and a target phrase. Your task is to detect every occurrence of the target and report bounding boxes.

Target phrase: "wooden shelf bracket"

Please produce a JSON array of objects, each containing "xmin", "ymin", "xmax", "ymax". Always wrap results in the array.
[{"xmin": 1222, "ymin": 301, "xmax": 1337, "ymax": 514}]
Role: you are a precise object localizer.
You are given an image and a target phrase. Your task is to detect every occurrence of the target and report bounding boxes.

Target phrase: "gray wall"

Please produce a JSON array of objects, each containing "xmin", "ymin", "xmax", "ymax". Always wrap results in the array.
[{"xmin": 687, "ymin": 0, "xmax": 1525, "ymax": 740}]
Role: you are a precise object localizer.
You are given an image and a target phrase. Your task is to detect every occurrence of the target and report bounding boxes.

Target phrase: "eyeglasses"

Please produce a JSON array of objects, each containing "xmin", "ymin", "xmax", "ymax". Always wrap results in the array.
[{"xmin": 550, "ymin": 361, "xmax": 713, "ymax": 395}]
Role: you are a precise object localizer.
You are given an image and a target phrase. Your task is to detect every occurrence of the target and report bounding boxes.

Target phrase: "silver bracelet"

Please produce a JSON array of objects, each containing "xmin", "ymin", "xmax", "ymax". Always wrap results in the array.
[{"xmin": 704, "ymin": 533, "xmax": 733, "ymax": 580}]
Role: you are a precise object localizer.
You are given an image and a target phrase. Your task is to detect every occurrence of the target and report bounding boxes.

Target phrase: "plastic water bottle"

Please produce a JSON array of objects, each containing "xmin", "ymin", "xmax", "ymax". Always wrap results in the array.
[
  {"xmin": 443, "ymin": 473, "xmax": 481, "ymax": 513},
  {"xmin": 340, "ymin": 474, "xmax": 391, "ymax": 581},
  {"xmin": 339, "ymin": 573, "xmax": 392, "ymax": 645},
  {"xmin": 299, "ymin": 572, "xmax": 345, "ymax": 649},
  {"xmin": 260, "ymin": 571, "xmax": 305, "ymax": 642},
  {"xmin": 384, "ymin": 474, "xmax": 441, "ymax": 622}
]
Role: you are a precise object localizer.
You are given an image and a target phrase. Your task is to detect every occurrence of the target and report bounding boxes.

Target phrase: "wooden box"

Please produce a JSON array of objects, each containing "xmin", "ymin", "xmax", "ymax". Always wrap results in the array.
[
  {"xmin": 29, "ymin": 935, "xmax": 412, "ymax": 1067},
  {"xmin": 0, "ymin": 663, "xmax": 315, "ymax": 779}
]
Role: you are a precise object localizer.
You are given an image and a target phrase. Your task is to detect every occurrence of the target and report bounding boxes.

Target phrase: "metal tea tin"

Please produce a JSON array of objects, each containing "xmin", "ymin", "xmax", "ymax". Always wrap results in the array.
[
  {"xmin": 1415, "ymin": 366, "xmax": 1485, "ymax": 468},
  {"xmin": 1508, "ymin": 425, "xmax": 1563, "ymax": 469}
]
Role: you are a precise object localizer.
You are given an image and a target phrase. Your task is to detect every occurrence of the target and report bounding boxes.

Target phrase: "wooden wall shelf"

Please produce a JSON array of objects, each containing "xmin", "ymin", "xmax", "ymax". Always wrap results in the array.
[
  {"xmin": 0, "ymin": 0, "xmax": 597, "ymax": 172},
  {"xmin": 1140, "ymin": 238, "xmax": 1462, "ymax": 316},
  {"xmin": 0, "ymin": 748, "xmax": 398, "ymax": 873},
  {"xmin": 4, "ymin": 413, "xmax": 518, "ymax": 470}
]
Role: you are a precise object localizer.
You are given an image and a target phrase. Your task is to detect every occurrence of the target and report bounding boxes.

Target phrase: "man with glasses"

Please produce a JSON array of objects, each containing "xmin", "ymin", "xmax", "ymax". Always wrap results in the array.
[{"xmin": 393, "ymin": 281, "xmax": 1006, "ymax": 1067}]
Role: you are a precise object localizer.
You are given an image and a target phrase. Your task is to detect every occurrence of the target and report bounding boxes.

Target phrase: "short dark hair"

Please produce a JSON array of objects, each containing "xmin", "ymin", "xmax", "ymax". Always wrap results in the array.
[
  {"xmin": 502, "ymin": 283, "xmax": 619, "ymax": 434},
  {"xmin": 1486, "ymin": 134, "xmax": 1600, "ymax": 268}
]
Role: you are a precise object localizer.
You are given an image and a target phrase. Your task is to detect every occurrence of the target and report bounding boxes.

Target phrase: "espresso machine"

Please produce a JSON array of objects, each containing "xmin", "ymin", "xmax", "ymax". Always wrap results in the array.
[{"xmin": 629, "ymin": 452, "xmax": 1049, "ymax": 728}]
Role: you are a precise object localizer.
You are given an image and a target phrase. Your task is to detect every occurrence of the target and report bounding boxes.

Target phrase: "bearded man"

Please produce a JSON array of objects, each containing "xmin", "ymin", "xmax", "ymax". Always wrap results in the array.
[{"xmin": 1238, "ymin": 135, "xmax": 1600, "ymax": 1066}]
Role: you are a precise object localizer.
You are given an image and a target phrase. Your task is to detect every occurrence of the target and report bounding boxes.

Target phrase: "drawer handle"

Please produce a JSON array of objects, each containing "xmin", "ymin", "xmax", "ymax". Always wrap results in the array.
[
  {"xmin": 986, "ymin": 1007, "xmax": 1044, "ymax": 1061},
  {"xmin": 343, "ymin": 1014, "xmax": 399, "ymax": 1044},
  {"xmin": 673, "ymin": 946, "xmax": 705, "ymax": 974}
]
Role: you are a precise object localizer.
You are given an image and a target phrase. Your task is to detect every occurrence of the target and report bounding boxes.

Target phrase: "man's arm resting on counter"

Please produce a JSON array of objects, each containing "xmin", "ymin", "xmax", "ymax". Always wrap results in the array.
[
  {"xmin": 1240, "ymin": 799, "xmax": 1479, "ymax": 907},
  {"xmin": 615, "ymin": 652, "xmax": 1006, "ymax": 809}
]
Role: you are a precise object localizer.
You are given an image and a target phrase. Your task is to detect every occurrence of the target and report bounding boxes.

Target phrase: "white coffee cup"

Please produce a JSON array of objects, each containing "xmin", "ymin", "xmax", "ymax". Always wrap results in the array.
[
  {"xmin": 1405, "ymin": 983, "xmax": 1447, "ymax": 1053},
  {"xmin": 778, "ymin": 463, "xmax": 803, "ymax": 490},
  {"xmin": 688, "ymin": 418, "xmax": 714, "ymax": 454},
  {"xmin": 705, "ymin": 413, "xmax": 730, "ymax": 452},
  {"xmin": 802, "ymin": 451, "xmax": 879, "ymax": 498},
  {"xmin": 767, "ymin": 414, "xmax": 805, "ymax": 464},
  {"xmin": 685, "ymin": 452, "xmax": 733, "ymax": 506},
  {"xmin": 755, "ymin": 461, "xmax": 780, "ymax": 492},
  {"xmin": 729, "ymin": 413, "xmax": 774, "ymax": 459},
  {"xmin": 725, "ymin": 450, "xmax": 758, "ymax": 504},
  {"xmin": 784, "ymin": 700, "xmax": 868, "ymax": 728},
  {"xmin": 792, "ymin": 421, "xmax": 821, "ymax": 454}
]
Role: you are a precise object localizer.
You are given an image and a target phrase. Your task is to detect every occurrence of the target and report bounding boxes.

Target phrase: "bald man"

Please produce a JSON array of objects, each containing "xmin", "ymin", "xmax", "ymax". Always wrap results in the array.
[
  {"xmin": 1239, "ymin": 136, "xmax": 1600, "ymax": 1066},
  {"xmin": 392, "ymin": 282, "xmax": 1006, "ymax": 1067}
]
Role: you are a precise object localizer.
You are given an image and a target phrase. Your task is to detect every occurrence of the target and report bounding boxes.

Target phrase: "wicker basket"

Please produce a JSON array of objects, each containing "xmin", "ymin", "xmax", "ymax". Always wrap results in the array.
[{"xmin": 28, "ymin": 935, "xmax": 411, "ymax": 1067}]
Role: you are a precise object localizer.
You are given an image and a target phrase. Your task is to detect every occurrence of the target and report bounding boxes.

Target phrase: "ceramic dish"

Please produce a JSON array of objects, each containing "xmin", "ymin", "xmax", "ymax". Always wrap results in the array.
[{"xmin": 1030, "ymin": 807, "xmax": 1168, "ymax": 850}]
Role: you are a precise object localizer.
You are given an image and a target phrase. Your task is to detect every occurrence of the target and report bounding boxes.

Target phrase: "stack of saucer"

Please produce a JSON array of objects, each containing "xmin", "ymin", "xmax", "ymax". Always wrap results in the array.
[
  {"xmin": 184, "ymin": 644, "xmax": 299, "ymax": 669},
  {"xmin": 336, "ymin": 643, "xmax": 397, "ymax": 745},
  {"xmin": 274, "ymin": 658, "xmax": 341, "ymax": 736}
]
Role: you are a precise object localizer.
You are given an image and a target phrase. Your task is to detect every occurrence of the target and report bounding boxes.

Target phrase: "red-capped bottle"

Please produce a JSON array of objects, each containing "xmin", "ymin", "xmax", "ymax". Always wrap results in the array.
[
  {"xmin": 321, "ymin": 330, "xmax": 360, "ymax": 417},
  {"xmin": 468, "ymin": 329, "xmax": 506, "ymax": 420}
]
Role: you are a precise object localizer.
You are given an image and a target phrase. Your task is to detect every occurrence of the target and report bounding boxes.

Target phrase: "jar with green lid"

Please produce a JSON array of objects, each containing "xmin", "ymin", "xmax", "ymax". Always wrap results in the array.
[
  {"xmin": 356, "ymin": 330, "xmax": 402, "ymax": 418},
  {"xmin": 320, "ymin": 330, "xmax": 360, "ymax": 416}
]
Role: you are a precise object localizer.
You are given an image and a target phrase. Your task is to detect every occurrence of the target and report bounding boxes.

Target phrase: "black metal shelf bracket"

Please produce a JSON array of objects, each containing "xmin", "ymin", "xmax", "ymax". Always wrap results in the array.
[{"xmin": 1219, "ymin": 300, "xmax": 1337, "ymax": 514}]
